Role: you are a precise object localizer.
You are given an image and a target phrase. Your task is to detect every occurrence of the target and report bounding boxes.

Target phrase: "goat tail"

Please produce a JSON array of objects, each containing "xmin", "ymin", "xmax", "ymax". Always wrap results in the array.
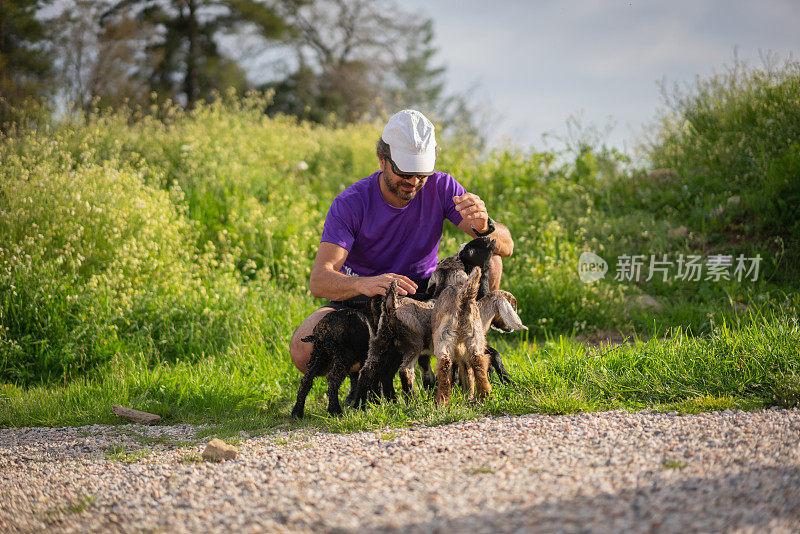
[{"xmin": 457, "ymin": 267, "xmax": 482, "ymax": 323}]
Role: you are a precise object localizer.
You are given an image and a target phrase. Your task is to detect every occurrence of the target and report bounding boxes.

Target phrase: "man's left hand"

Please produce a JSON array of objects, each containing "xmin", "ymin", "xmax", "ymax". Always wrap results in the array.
[{"xmin": 453, "ymin": 193, "xmax": 490, "ymax": 234}]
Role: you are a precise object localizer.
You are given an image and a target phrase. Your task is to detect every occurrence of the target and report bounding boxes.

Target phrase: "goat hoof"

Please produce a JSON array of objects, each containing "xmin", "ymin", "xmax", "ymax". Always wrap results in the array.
[{"xmin": 497, "ymin": 373, "xmax": 514, "ymax": 385}]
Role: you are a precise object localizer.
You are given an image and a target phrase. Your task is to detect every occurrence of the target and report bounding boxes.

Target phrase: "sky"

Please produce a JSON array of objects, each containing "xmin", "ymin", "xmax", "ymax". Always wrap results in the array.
[{"xmin": 398, "ymin": 0, "xmax": 800, "ymax": 154}]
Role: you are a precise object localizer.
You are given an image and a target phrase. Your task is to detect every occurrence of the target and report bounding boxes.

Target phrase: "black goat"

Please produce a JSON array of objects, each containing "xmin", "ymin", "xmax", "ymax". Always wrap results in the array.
[
  {"xmin": 351, "ymin": 281, "xmax": 406, "ymax": 409},
  {"xmin": 291, "ymin": 296, "xmax": 381, "ymax": 418}
]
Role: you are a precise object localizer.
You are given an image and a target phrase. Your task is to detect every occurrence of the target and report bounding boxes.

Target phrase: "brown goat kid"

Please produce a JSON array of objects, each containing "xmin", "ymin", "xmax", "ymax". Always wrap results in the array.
[
  {"xmin": 432, "ymin": 268, "xmax": 527, "ymax": 404},
  {"xmin": 428, "ymin": 236, "xmax": 514, "ymax": 385}
]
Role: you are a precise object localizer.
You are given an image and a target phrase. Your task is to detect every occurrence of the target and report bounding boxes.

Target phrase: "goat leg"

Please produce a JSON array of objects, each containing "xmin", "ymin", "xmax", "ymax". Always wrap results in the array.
[
  {"xmin": 472, "ymin": 349, "xmax": 492, "ymax": 400},
  {"xmin": 434, "ymin": 355, "xmax": 452, "ymax": 405},
  {"xmin": 344, "ymin": 371, "xmax": 359, "ymax": 407},
  {"xmin": 290, "ymin": 349, "xmax": 331, "ymax": 419},
  {"xmin": 291, "ymin": 372, "xmax": 316, "ymax": 419},
  {"xmin": 450, "ymin": 361, "xmax": 458, "ymax": 391},
  {"xmin": 461, "ymin": 362, "xmax": 476, "ymax": 401},
  {"xmin": 487, "ymin": 345, "xmax": 514, "ymax": 385},
  {"xmin": 353, "ymin": 362, "xmax": 381, "ymax": 410},
  {"xmin": 418, "ymin": 354, "xmax": 436, "ymax": 390},
  {"xmin": 325, "ymin": 360, "xmax": 351, "ymax": 416},
  {"xmin": 381, "ymin": 371, "xmax": 397, "ymax": 402},
  {"xmin": 399, "ymin": 365, "xmax": 416, "ymax": 397},
  {"xmin": 470, "ymin": 351, "xmax": 492, "ymax": 400}
]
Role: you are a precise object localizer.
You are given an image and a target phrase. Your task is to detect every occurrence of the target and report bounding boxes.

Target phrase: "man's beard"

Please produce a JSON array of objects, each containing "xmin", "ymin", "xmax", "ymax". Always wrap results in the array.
[{"xmin": 383, "ymin": 173, "xmax": 425, "ymax": 201}]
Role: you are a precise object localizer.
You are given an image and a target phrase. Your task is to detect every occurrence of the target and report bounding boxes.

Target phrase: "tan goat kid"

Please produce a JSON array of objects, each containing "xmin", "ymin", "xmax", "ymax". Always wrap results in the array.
[{"xmin": 432, "ymin": 268, "xmax": 527, "ymax": 404}]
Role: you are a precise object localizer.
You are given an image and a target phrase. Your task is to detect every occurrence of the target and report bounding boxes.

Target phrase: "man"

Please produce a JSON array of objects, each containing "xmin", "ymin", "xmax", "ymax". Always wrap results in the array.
[{"xmin": 290, "ymin": 109, "xmax": 514, "ymax": 373}]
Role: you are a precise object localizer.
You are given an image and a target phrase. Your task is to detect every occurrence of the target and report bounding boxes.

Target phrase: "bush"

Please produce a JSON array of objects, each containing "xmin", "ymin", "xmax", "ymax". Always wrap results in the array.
[
  {"xmin": 647, "ymin": 58, "xmax": 800, "ymax": 258},
  {"xmin": 0, "ymin": 94, "xmax": 386, "ymax": 384},
  {"xmin": 0, "ymin": 149, "xmax": 242, "ymax": 383}
]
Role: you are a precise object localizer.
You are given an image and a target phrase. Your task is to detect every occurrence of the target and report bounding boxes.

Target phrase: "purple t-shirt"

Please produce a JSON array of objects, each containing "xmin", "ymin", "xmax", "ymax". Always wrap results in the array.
[{"xmin": 321, "ymin": 171, "xmax": 467, "ymax": 282}]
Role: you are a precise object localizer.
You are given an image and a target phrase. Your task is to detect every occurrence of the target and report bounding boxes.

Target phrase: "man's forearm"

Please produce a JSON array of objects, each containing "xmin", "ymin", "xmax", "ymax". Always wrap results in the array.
[{"xmin": 309, "ymin": 268, "xmax": 366, "ymax": 301}]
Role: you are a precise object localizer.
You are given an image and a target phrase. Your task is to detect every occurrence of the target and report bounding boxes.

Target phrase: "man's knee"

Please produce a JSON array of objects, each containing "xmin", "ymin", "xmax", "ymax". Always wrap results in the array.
[
  {"xmin": 289, "ymin": 307, "xmax": 335, "ymax": 374},
  {"xmin": 489, "ymin": 254, "xmax": 503, "ymax": 291},
  {"xmin": 289, "ymin": 328, "xmax": 310, "ymax": 373}
]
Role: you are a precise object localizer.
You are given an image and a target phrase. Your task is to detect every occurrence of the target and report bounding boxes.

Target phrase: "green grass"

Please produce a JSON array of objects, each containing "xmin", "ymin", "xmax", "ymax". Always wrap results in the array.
[
  {"xmin": 1, "ymin": 61, "xmax": 800, "ymax": 433},
  {"xmin": 180, "ymin": 452, "xmax": 203, "ymax": 464},
  {"xmin": 1, "ymin": 306, "xmax": 796, "ymax": 433},
  {"xmin": 663, "ymin": 460, "xmax": 688, "ymax": 470},
  {"xmin": 465, "ymin": 465, "xmax": 496, "ymax": 475},
  {"xmin": 105, "ymin": 443, "xmax": 153, "ymax": 463},
  {"xmin": 44, "ymin": 494, "xmax": 95, "ymax": 521}
]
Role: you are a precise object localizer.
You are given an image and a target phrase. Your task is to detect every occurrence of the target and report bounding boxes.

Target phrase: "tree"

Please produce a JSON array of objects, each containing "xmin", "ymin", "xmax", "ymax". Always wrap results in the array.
[
  {"xmin": 263, "ymin": 0, "xmax": 485, "ymax": 148},
  {"xmin": 265, "ymin": 0, "xmax": 447, "ymax": 123},
  {"xmin": 100, "ymin": 0, "xmax": 290, "ymax": 108},
  {"xmin": 388, "ymin": 19, "xmax": 445, "ymax": 113},
  {"xmin": 0, "ymin": 0, "xmax": 53, "ymax": 130},
  {"xmin": 49, "ymin": 1, "xmax": 150, "ymax": 112}
]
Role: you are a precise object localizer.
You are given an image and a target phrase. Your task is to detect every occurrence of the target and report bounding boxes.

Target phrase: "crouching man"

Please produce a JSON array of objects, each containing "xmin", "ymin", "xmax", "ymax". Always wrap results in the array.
[{"xmin": 290, "ymin": 109, "xmax": 515, "ymax": 373}]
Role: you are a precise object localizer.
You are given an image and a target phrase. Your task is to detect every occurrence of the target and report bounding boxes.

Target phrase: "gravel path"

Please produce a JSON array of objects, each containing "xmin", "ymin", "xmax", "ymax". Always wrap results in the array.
[{"xmin": 2, "ymin": 408, "xmax": 799, "ymax": 533}]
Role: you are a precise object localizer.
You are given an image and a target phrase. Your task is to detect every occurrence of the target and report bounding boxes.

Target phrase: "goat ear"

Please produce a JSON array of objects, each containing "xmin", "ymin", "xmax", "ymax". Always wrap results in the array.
[
  {"xmin": 492, "ymin": 298, "xmax": 527, "ymax": 332},
  {"xmin": 502, "ymin": 292, "xmax": 517, "ymax": 310},
  {"xmin": 384, "ymin": 280, "xmax": 398, "ymax": 315},
  {"xmin": 369, "ymin": 294, "xmax": 383, "ymax": 320},
  {"xmin": 427, "ymin": 270, "xmax": 440, "ymax": 297}
]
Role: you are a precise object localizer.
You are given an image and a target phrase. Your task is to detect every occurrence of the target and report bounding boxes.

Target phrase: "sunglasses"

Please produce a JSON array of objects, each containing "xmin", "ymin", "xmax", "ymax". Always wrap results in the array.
[{"xmin": 386, "ymin": 157, "xmax": 433, "ymax": 179}]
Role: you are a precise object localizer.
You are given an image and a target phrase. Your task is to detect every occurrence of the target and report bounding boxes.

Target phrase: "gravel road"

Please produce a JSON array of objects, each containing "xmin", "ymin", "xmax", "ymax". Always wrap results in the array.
[{"xmin": 2, "ymin": 408, "xmax": 799, "ymax": 533}]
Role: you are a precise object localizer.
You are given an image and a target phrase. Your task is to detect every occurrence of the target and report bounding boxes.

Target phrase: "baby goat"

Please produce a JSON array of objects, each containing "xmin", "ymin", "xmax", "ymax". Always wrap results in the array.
[
  {"xmin": 291, "ymin": 297, "xmax": 381, "ymax": 418},
  {"xmin": 432, "ymin": 268, "xmax": 527, "ymax": 405},
  {"xmin": 427, "ymin": 236, "xmax": 496, "ymax": 299},
  {"xmin": 428, "ymin": 236, "xmax": 515, "ymax": 384},
  {"xmin": 351, "ymin": 280, "xmax": 437, "ymax": 407}
]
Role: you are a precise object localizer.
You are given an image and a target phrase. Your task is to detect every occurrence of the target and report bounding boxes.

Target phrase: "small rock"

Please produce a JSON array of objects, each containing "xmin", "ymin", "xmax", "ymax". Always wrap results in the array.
[
  {"xmin": 628, "ymin": 294, "xmax": 663, "ymax": 313},
  {"xmin": 668, "ymin": 226, "xmax": 689, "ymax": 239},
  {"xmin": 202, "ymin": 438, "xmax": 238, "ymax": 462}
]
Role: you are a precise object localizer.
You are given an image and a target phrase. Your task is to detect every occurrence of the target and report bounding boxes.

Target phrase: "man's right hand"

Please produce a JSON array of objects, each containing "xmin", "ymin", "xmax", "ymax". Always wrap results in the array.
[{"xmin": 357, "ymin": 273, "xmax": 418, "ymax": 297}]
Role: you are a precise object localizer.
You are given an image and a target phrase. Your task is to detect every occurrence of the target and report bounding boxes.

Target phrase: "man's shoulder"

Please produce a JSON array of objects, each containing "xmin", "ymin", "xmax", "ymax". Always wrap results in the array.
[
  {"xmin": 428, "ymin": 170, "xmax": 461, "ymax": 187},
  {"xmin": 332, "ymin": 172, "xmax": 377, "ymax": 208},
  {"xmin": 428, "ymin": 171, "xmax": 465, "ymax": 198}
]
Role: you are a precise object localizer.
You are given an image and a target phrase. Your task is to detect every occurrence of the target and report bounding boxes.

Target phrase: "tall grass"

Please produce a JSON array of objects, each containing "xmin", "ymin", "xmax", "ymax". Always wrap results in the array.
[{"xmin": 646, "ymin": 57, "xmax": 800, "ymax": 280}]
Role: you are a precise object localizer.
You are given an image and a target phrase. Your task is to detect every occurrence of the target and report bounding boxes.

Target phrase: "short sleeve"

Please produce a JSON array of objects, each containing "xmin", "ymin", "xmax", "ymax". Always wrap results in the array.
[
  {"xmin": 321, "ymin": 193, "xmax": 362, "ymax": 251},
  {"xmin": 440, "ymin": 173, "xmax": 468, "ymax": 227}
]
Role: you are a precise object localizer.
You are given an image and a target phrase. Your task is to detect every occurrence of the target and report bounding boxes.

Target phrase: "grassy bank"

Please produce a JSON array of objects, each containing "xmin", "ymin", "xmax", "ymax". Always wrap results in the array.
[
  {"xmin": 2, "ymin": 62, "xmax": 799, "ymax": 432},
  {"xmin": 2, "ymin": 304, "xmax": 797, "ymax": 433}
]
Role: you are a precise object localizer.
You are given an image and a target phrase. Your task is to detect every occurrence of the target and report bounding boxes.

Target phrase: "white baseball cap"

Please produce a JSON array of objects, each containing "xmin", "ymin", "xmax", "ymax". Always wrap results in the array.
[{"xmin": 381, "ymin": 109, "xmax": 436, "ymax": 174}]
